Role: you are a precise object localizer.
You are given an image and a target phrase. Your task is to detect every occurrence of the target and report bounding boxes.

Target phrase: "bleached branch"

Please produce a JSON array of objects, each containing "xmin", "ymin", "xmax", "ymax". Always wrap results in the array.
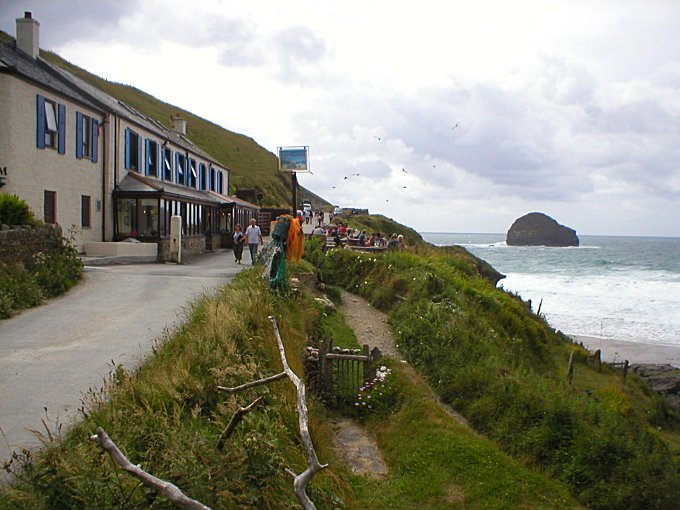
[
  {"xmin": 89, "ymin": 427, "xmax": 211, "ymax": 510},
  {"xmin": 217, "ymin": 396, "xmax": 263, "ymax": 450},
  {"xmin": 216, "ymin": 371, "xmax": 286, "ymax": 393},
  {"xmin": 268, "ymin": 316, "xmax": 327, "ymax": 510}
]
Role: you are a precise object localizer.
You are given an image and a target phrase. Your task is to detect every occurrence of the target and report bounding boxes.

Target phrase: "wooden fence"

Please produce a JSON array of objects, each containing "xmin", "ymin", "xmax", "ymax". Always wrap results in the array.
[{"xmin": 318, "ymin": 338, "xmax": 380, "ymax": 403}]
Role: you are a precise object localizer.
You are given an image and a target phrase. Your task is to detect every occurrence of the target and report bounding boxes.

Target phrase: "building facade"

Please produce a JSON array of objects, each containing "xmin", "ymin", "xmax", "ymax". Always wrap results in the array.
[{"xmin": 0, "ymin": 12, "xmax": 258, "ymax": 256}]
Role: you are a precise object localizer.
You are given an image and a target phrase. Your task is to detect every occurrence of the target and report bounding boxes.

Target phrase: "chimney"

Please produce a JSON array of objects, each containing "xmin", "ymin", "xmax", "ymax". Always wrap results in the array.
[
  {"xmin": 16, "ymin": 12, "xmax": 40, "ymax": 60},
  {"xmin": 170, "ymin": 114, "xmax": 187, "ymax": 136}
]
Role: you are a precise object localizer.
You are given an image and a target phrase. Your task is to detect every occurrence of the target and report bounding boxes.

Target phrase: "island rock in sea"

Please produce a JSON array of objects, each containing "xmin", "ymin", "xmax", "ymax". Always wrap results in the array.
[{"xmin": 506, "ymin": 212, "xmax": 579, "ymax": 247}]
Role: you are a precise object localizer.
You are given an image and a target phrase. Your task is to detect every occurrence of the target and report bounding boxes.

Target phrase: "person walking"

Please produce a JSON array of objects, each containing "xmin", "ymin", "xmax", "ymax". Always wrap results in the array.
[
  {"xmin": 245, "ymin": 218, "xmax": 263, "ymax": 265},
  {"xmin": 232, "ymin": 223, "xmax": 245, "ymax": 264}
]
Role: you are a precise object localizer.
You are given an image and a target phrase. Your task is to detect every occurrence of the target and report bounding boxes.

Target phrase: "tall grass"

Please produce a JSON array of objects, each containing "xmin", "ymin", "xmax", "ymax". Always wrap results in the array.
[{"xmin": 0, "ymin": 273, "xmax": 352, "ymax": 509}]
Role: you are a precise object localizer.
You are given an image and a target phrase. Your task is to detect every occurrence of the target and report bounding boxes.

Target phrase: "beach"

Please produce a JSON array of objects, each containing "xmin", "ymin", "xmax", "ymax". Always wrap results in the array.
[{"xmin": 572, "ymin": 335, "xmax": 680, "ymax": 368}]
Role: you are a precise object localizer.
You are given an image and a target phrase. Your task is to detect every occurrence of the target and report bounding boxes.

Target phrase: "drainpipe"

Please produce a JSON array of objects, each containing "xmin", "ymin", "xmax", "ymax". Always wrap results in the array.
[{"xmin": 101, "ymin": 113, "xmax": 108, "ymax": 241}]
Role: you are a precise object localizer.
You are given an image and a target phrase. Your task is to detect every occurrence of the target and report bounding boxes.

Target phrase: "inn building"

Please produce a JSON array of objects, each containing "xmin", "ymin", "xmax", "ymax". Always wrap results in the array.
[{"xmin": 0, "ymin": 12, "xmax": 258, "ymax": 259}]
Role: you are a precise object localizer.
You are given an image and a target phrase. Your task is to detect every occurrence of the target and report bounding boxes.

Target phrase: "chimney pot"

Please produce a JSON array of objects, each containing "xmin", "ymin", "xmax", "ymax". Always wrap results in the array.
[{"xmin": 24, "ymin": 12, "xmax": 32, "ymax": 19}]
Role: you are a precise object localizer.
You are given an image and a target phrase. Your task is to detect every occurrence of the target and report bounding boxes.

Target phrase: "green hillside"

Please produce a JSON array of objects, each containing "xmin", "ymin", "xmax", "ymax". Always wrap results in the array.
[{"xmin": 1, "ymin": 29, "xmax": 328, "ymax": 208}]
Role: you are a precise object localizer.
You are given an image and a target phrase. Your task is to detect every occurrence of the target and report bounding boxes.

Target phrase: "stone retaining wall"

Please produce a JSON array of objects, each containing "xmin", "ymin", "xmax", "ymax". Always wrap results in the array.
[
  {"xmin": 158, "ymin": 235, "xmax": 207, "ymax": 262},
  {"xmin": 0, "ymin": 224, "xmax": 63, "ymax": 265}
]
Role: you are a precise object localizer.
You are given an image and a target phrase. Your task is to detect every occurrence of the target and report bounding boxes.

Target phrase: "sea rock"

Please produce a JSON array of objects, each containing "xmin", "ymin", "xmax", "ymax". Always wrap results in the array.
[
  {"xmin": 506, "ymin": 212, "xmax": 579, "ymax": 247},
  {"xmin": 630, "ymin": 363, "xmax": 680, "ymax": 413}
]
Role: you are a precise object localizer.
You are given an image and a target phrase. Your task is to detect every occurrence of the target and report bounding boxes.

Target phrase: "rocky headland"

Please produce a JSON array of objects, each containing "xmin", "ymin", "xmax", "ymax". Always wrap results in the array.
[{"xmin": 506, "ymin": 212, "xmax": 579, "ymax": 247}]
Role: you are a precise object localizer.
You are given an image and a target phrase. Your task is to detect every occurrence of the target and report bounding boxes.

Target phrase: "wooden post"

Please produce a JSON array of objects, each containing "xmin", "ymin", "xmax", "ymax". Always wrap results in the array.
[
  {"xmin": 596, "ymin": 349, "xmax": 602, "ymax": 372},
  {"xmin": 291, "ymin": 172, "xmax": 298, "ymax": 214},
  {"xmin": 323, "ymin": 338, "xmax": 333, "ymax": 393},
  {"xmin": 623, "ymin": 360, "xmax": 629, "ymax": 380},
  {"xmin": 566, "ymin": 351, "xmax": 574, "ymax": 385},
  {"xmin": 362, "ymin": 344, "xmax": 371, "ymax": 383},
  {"xmin": 536, "ymin": 298, "xmax": 543, "ymax": 316}
]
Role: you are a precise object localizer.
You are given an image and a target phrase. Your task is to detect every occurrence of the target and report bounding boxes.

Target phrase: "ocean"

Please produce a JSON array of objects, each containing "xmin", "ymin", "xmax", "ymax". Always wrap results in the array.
[{"xmin": 422, "ymin": 233, "xmax": 680, "ymax": 349}]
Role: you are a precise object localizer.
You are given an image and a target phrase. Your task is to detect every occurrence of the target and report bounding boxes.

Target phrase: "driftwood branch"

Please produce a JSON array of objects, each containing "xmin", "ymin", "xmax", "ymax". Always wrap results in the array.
[
  {"xmin": 217, "ymin": 396, "xmax": 263, "ymax": 450},
  {"xmin": 216, "ymin": 371, "xmax": 287, "ymax": 393},
  {"xmin": 90, "ymin": 427, "xmax": 211, "ymax": 510},
  {"xmin": 268, "ymin": 315, "xmax": 327, "ymax": 510}
]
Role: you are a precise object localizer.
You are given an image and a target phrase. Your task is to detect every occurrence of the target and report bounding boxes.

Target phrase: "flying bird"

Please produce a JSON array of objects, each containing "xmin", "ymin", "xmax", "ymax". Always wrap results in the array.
[
  {"xmin": 374, "ymin": 136, "xmax": 382, "ymax": 141},
  {"xmin": 402, "ymin": 186, "xmax": 407, "ymax": 189},
  {"xmin": 402, "ymin": 168, "xmax": 408, "ymax": 173},
  {"xmin": 452, "ymin": 122, "xmax": 460, "ymax": 130}
]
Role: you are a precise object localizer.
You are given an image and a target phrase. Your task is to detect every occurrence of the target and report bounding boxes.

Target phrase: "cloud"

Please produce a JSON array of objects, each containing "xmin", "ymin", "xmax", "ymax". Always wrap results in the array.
[{"xmin": 0, "ymin": 0, "xmax": 133, "ymax": 47}]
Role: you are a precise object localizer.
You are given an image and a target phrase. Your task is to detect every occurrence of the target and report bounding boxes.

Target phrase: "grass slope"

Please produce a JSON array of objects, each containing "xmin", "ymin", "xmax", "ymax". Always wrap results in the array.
[
  {"xmin": 304, "ymin": 233, "xmax": 680, "ymax": 510},
  {"xmin": 2, "ymin": 265, "xmax": 582, "ymax": 509}
]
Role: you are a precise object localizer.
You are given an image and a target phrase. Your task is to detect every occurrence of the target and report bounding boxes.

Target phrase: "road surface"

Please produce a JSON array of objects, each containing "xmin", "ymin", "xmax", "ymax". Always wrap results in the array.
[{"xmin": 0, "ymin": 251, "xmax": 243, "ymax": 468}]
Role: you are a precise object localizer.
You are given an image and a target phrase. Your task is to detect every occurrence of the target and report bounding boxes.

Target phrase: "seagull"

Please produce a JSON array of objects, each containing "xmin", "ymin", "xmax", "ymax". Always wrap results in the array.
[
  {"xmin": 386, "ymin": 199, "xmax": 389, "ymax": 202},
  {"xmin": 402, "ymin": 168, "xmax": 408, "ymax": 173},
  {"xmin": 452, "ymin": 122, "xmax": 460, "ymax": 130},
  {"xmin": 374, "ymin": 136, "xmax": 382, "ymax": 141},
  {"xmin": 433, "ymin": 164, "xmax": 437, "ymax": 168},
  {"xmin": 402, "ymin": 186, "xmax": 407, "ymax": 189}
]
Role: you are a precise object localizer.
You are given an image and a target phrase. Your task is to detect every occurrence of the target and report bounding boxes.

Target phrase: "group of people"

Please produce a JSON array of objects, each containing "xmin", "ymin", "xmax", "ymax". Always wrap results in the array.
[
  {"xmin": 231, "ymin": 218, "xmax": 263, "ymax": 265},
  {"xmin": 313, "ymin": 222, "xmax": 405, "ymax": 250}
]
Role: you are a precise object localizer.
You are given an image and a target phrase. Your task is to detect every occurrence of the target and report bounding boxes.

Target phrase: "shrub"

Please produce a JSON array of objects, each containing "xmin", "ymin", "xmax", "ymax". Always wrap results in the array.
[
  {"xmin": 0, "ymin": 233, "xmax": 82, "ymax": 318},
  {"xmin": 0, "ymin": 193, "xmax": 36, "ymax": 226}
]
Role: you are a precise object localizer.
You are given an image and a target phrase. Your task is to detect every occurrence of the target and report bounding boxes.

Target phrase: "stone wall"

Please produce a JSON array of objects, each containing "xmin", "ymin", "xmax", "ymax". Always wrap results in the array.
[
  {"xmin": 0, "ymin": 224, "xmax": 63, "ymax": 265},
  {"xmin": 158, "ymin": 235, "xmax": 207, "ymax": 263}
]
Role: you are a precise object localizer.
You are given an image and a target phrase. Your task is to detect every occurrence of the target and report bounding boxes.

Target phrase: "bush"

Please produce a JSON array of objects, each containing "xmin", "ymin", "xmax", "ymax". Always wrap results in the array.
[
  {"xmin": 0, "ymin": 193, "xmax": 36, "ymax": 226},
  {"xmin": 0, "ymin": 234, "xmax": 82, "ymax": 318}
]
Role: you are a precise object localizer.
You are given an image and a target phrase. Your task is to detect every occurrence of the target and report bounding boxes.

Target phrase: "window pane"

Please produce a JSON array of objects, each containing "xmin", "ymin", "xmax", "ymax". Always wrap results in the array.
[
  {"xmin": 116, "ymin": 198, "xmax": 137, "ymax": 237},
  {"xmin": 81, "ymin": 195, "xmax": 91, "ymax": 227},
  {"xmin": 137, "ymin": 198, "xmax": 159, "ymax": 237},
  {"xmin": 45, "ymin": 101, "xmax": 57, "ymax": 132},
  {"xmin": 44, "ymin": 190, "xmax": 56, "ymax": 224}
]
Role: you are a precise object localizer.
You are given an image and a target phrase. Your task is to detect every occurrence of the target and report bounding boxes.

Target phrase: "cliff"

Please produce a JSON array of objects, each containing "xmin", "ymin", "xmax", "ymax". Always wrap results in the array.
[{"xmin": 506, "ymin": 212, "xmax": 579, "ymax": 247}]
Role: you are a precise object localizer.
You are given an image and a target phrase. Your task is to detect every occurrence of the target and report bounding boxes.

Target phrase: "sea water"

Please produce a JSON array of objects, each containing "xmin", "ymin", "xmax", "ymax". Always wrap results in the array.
[{"xmin": 422, "ymin": 233, "xmax": 680, "ymax": 348}]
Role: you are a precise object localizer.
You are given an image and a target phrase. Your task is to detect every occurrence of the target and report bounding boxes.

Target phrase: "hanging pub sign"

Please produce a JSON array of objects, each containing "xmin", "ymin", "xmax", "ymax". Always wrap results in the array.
[{"xmin": 278, "ymin": 146, "xmax": 310, "ymax": 173}]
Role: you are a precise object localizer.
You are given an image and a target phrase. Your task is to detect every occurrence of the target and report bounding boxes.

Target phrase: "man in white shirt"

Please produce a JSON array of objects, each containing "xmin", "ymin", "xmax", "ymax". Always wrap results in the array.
[{"xmin": 245, "ymin": 218, "xmax": 263, "ymax": 265}]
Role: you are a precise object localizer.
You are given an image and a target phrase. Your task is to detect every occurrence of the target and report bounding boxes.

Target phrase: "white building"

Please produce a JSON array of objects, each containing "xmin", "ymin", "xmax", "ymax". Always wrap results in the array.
[{"xmin": 0, "ymin": 12, "xmax": 258, "ymax": 257}]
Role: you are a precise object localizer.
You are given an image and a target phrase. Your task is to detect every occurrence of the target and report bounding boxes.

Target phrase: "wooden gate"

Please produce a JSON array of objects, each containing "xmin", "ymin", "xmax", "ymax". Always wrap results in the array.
[{"xmin": 318, "ymin": 339, "xmax": 379, "ymax": 403}]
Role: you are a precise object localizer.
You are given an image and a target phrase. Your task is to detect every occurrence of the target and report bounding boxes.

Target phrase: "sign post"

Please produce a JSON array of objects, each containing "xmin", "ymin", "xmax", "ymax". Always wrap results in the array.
[{"xmin": 278, "ymin": 146, "xmax": 310, "ymax": 215}]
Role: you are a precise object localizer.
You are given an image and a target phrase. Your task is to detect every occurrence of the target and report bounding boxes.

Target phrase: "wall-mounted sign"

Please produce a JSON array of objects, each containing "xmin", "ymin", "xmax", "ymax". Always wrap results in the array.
[
  {"xmin": 0, "ymin": 167, "xmax": 7, "ymax": 188},
  {"xmin": 278, "ymin": 146, "xmax": 310, "ymax": 173}
]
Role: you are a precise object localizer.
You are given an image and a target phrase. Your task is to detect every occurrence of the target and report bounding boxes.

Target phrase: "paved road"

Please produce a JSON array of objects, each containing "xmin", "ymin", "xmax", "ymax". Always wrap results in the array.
[{"xmin": 0, "ymin": 250, "xmax": 244, "ymax": 466}]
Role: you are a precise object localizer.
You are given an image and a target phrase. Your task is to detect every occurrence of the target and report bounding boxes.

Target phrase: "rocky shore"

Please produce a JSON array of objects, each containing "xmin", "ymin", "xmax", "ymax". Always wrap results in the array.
[{"xmin": 573, "ymin": 335, "xmax": 680, "ymax": 412}]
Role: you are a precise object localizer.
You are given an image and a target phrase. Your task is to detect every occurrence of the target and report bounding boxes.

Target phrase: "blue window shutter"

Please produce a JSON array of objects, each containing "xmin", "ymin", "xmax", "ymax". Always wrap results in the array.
[
  {"xmin": 36, "ymin": 95, "xmax": 46, "ymax": 149},
  {"xmin": 137, "ymin": 135, "xmax": 143, "ymax": 173},
  {"xmin": 91, "ymin": 119, "xmax": 99, "ymax": 163},
  {"xmin": 124, "ymin": 128, "xmax": 131, "ymax": 169},
  {"xmin": 57, "ymin": 103, "xmax": 66, "ymax": 154},
  {"xmin": 75, "ymin": 112, "xmax": 83, "ymax": 158},
  {"xmin": 144, "ymin": 139, "xmax": 150, "ymax": 175}
]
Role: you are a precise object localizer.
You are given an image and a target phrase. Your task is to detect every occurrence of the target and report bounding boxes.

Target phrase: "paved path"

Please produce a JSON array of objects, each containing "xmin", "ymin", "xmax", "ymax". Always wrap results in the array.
[{"xmin": 0, "ymin": 250, "xmax": 244, "ymax": 466}]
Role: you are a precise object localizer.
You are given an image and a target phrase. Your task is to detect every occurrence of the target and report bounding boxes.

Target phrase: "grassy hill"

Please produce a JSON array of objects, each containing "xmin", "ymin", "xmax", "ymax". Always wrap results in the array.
[{"xmin": 0, "ymin": 29, "xmax": 329, "ymax": 208}]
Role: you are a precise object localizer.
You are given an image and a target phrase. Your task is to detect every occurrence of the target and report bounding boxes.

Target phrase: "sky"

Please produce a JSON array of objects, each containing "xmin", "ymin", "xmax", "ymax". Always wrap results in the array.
[{"xmin": 2, "ymin": 0, "xmax": 679, "ymax": 236}]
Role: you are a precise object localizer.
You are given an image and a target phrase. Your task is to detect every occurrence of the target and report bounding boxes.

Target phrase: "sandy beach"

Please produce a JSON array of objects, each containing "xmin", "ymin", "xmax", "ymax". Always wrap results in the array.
[{"xmin": 571, "ymin": 335, "xmax": 680, "ymax": 368}]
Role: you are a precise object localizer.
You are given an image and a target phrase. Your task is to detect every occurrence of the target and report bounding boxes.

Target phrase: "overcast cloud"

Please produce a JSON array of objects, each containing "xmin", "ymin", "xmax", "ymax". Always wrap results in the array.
[{"xmin": 1, "ymin": 0, "xmax": 679, "ymax": 236}]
